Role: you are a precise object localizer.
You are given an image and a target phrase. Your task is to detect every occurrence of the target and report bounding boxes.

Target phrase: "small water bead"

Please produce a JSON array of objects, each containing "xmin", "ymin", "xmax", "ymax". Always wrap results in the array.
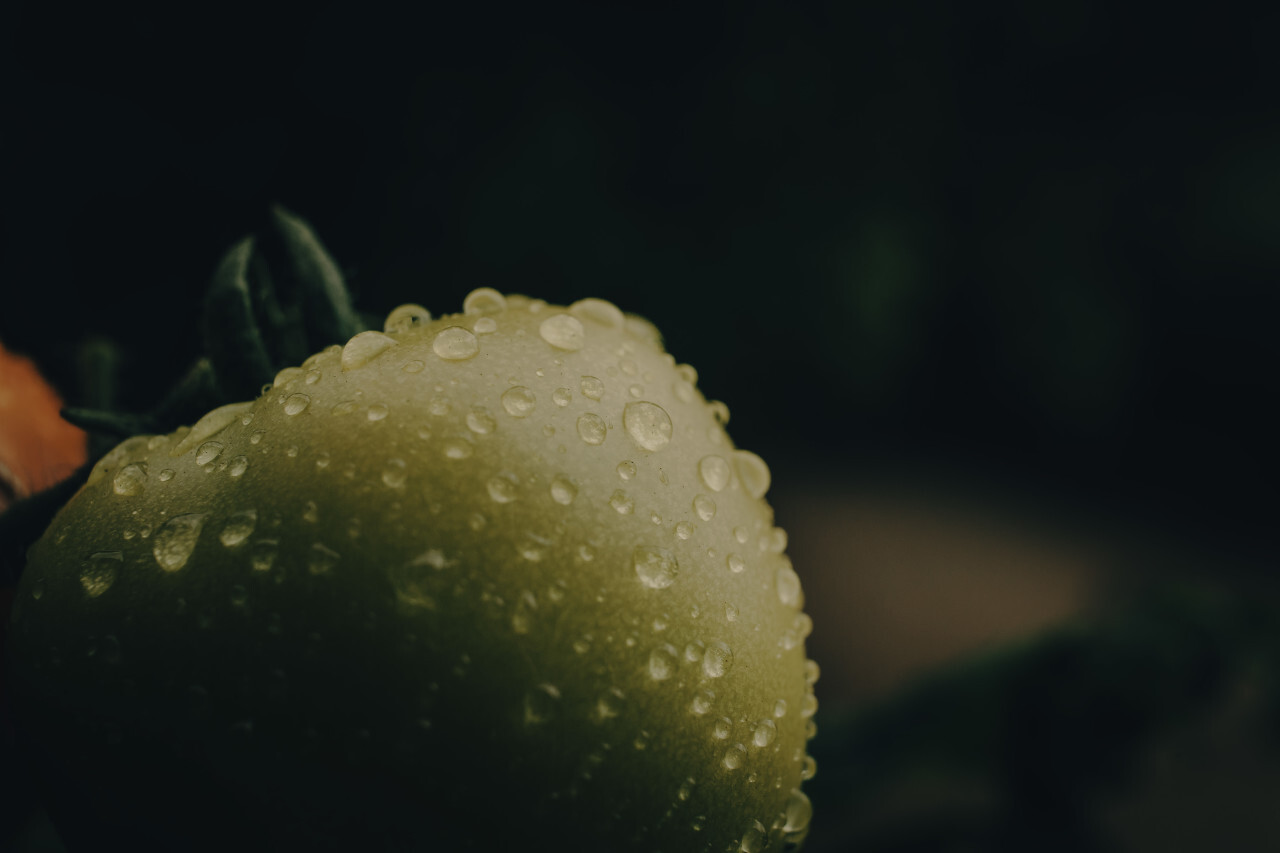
[
  {"xmin": 698, "ymin": 455, "xmax": 731, "ymax": 492},
  {"xmin": 723, "ymin": 743, "xmax": 748, "ymax": 770},
  {"xmin": 579, "ymin": 375, "xmax": 605, "ymax": 400},
  {"xmin": 341, "ymin": 331, "xmax": 399, "ymax": 371},
  {"xmin": 112, "ymin": 463, "xmax": 147, "ymax": 496},
  {"xmin": 576, "ymin": 413, "xmax": 607, "ymax": 445},
  {"xmin": 690, "ymin": 689, "xmax": 715, "ymax": 716},
  {"xmin": 648, "ymin": 644, "xmax": 678, "ymax": 681},
  {"xmin": 801, "ymin": 692, "xmax": 818, "ymax": 719},
  {"xmin": 733, "ymin": 450, "xmax": 771, "ymax": 499},
  {"xmin": 539, "ymin": 313, "xmax": 586, "ymax": 351},
  {"xmin": 595, "ymin": 687, "xmax": 625, "ymax": 722},
  {"xmin": 569, "ymin": 297, "xmax": 625, "ymax": 328},
  {"xmin": 709, "ymin": 400, "xmax": 731, "ymax": 425},
  {"xmin": 466, "ymin": 407, "xmax": 497, "ymax": 434},
  {"xmin": 195, "ymin": 442, "xmax": 224, "ymax": 466},
  {"xmin": 169, "ymin": 401, "xmax": 253, "ymax": 457},
  {"xmin": 616, "ymin": 461, "xmax": 637, "ymax": 480},
  {"xmin": 702, "ymin": 641, "xmax": 734, "ymax": 678},
  {"xmin": 383, "ymin": 303, "xmax": 432, "ymax": 334},
  {"xmin": 610, "ymin": 491, "xmax": 634, "ymax": 514},
  {"xmin": 734, "ymin": 526, "xmax": 750, "ymax": 544},
  {"xmin": 308, "ymin": 543, "xmax": 340, "ymax": 575},
  {"xmin": 382, "ymin": 459, "xmax": 408, "ymax": 489},
  {"xmin": 153, "ymin": 513, "xmax": 207, "ymax": 572},
  {"xmin": 302, "ymin": 501, "xmax": 319, "ymax": 523},
  {"xmin": 783, "ymin": 789, "xmax": 813, "ymax": 835},
  {"xmin": 428, "ymin": 398, "xmax": 452, "ymax": 417},
  {"xmin": 628, "ymin": 384, "xmax": 644, "ymax": 398},
  {"xmin": 725, "ymin": 603, "xmax": 739, "ymax": 622},
  {"xmin": 228, "ymin": 456, "xmax": 249, "ymax": 478},
  {"xmin": 473, "ymin": 317, "xmax": 497, "ymax": 335},
  {"xmin": 633, "ymin": 545, "xmax": 678, "ymax": 589},
  {"xmin": 740, "ymin": 821, "xmax": 768, "ymax": 853},
  {"xmin": 523, "ymin": 683, "xmax": 561, "ymax": 725},
  {"xmin": 158, "ymin": 469, "xmax": 175, "ymax": 482},
  {"xmin": 487, "ymin": 473, "xmax": 520, "ymax": 503},
  {"xmin": 623, "ymin": 401, "xmax": 672, "ymax": 451},
  {"xmin": 712, "ymin": 717, "xmax": 733, "ymax": 740},
  {"xmin": 79, "ymin": 551, "xmax": 122, "ymax": 597},
  {"xmin": 282, "ymin": 394, "xmax": 311, "ymax": 417},
  {"xmin": 675, "ymin": 521, "xmax": 694, "ymax": 540},
  {"xmin": 501, "ymin": 386, "xmax": 537, "ymax": 417},
  {"xmin": 274, "ymin": 366, "xmax": 304, "ymax": 387},
  {"xmin": 250, "ymin": 540, "xmax": 277, "ymax": 572},
  {"xmin": 433, "ymin": 327, "xmax": 479, "ymax": 360},
  {"xmin": 367, "ymin": 404, "xmax": 389, "ymax": 422},
  {"xmin": 801, "ymin": 755, "xmax": 817, "ymax": 780},
  {"xmin": 550, "ymin": 476, "xmax": 578, "ymax": 505},
  {"xmin": 774, "ymin": 699, "xmax": 788, "ymax": 718},
  {"xmin": 727, "ymin": 553, "xmax": 745, "ymax": 574},
  {"xmin": 442, "ymin": 438, "xmax": 475, "ymax": 459},
  {"xmin": 304, "ymin": 368, "xmax": 323, "ymax": 385},
  {"xmin": 805, "ymin": 659, "xmax": 821, "ymax": 686},
  {"xmin": 775, "ymin": 558, "xmax": 802, "ymax": 607},
  {"xmin": 752, "ymin": 720, "xmax": 777, "ymax": 748},
  {"xmin": 462, "ymin": 287, "xmax": 506, "ymax": 315},
  {"xmin": 762, "ymin": 527, "xmax": 788, "ymax": 553},
  {"xmin": 219, "ymin": 510, "xmax": 258, "ymax": 547},
  {"xmin": 693, "ymin": 494, "xmax": 716, "ymax": 521}
]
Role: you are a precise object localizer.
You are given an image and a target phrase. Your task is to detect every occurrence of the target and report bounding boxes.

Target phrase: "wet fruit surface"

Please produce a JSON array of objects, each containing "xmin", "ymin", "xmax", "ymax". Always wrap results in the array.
[{"xmin": 9, "ymin": 291, "xmax": 816, "ymax": 852}]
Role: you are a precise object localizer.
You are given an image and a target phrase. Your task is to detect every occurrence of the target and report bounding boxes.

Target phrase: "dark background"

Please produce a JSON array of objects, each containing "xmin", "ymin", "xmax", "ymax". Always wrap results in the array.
[{"xmin": 2, "ymin": 2, "xmax": 1278, "ymax": 851}]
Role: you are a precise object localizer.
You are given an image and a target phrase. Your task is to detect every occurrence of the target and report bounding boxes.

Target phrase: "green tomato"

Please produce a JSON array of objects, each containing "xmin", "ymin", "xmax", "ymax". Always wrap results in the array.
[{"xmin": 9, "ymin": 291, "xmax": 817, "ymax": 852}]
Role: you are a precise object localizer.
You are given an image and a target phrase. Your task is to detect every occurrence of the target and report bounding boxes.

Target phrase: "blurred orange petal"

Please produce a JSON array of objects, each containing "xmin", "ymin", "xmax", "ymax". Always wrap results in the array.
[{"xmin": 0, "ymin": 339, "xmax": 87, "ymax": 511}]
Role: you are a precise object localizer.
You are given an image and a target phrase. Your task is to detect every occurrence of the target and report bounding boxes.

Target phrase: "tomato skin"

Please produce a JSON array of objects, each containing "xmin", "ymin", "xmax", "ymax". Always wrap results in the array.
[{"xmin": 8, "ymin": 295, "xmax": 816, "ymax": 852}]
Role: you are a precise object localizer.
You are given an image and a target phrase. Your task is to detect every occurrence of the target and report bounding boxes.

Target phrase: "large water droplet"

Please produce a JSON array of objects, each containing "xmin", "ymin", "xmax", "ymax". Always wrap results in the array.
[
  {"xmin": 702, "ymin": 640, "xmax": 734, "ymax": 678},
  {"xmin": 576, "ymin": 412, "xmax": 607, "ymax": 445},
  {"xmin": 433, "ymin": 327, "xmax": 479, "ymax": 360},
  {"xmin": 79, "ymin": 551, "xmax": 122, "ymax": 597},
  {"xmin": 501, "ymin": 386, "xmax": 537, "ymax": 417},
  {"xmin": 693, "ymin": 494, "xmax": 716, "ymax": 521},
  {"xmin": 623, "ymin": 401, "xmax": 672, "ymax": 451},
  {"xmin": 382, "ymin": 458, "xmax": 408, "ymax": 489},
  {"xmin": 783, "ymin": 789, "xmax": 813, "ymax": 836},
  {"xmin": 342, "ymin": 331, "xmax": 399, "ymax": 371},
  {"xmin": 775, "ymin": 558, "xmax": 802, "ymax": 607},
  {"xmin": 487, "ymin": 472, "xmax": 520, "ymax": 503},
  {"xmin": 569, "ymin": 297, "xmax": 625, "ymax": 329},
  {"xmin": 195, "ymin": 442, "xmax": 224, "ymax": 466},
  {"xmin": 219, "ymin": 510, "xmax": 258, "ymax": 547},
  {"xmin": 524, "ymin": 683, "xmax": 560, "ymax": 725},
  {"xmin": 463, "ymin": 287, "xmax": 507, "ymax": 315},
  {"xmin": 153, "ymin": 514, "xmax": 207, "ymax": 571},
  {"xmin": 283, "ymin": 394, "xmax": 311, "ymax": 416},
  {"xmin": 634, "ymin": 545, "xmax": 678, "ymax": 589},
  {"xmin": 539, "ymin": 313, "xmax": 586, "ymax": 351},
  {"xmin": 550, "ymin": 475, "xmax": 578, "ymax": 505},
  {"xmin": 383, "ymin": 303, "xmax": 432, "ymax": 334},
  {"xmin": 752, "ymin": 719, "xmax": 777, "ymax": 748},
  {"xmin": 698, "ymin": 455, "xmax": 731, "ymax": 492},
  {"xmin": 648, "ymin": 643, "xmax": 678, "ymax": 681},
  {"xmin": 580, "ymin": 376, "xmax": 605, "ymax": 400},
  {"xmin": 466, "ymin": 408, "xmax": 497, "ymax": 434},
  {"xmin": 113, "ymin": 463, "xmax": 147, "ymax": 496},
  {"xmin": 733, "ymin": 450, "xmax": 771, "ymax": 499},
  {"xmin": 308, "ymin": 543, "xmax": 340, "ymax": 575}
]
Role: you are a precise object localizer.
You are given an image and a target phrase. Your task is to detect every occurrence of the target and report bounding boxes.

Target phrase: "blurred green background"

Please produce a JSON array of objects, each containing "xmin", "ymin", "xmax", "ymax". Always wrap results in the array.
[{"xmin": 2, "ymin": 1, "xmax": 1277, "ymax": 851}]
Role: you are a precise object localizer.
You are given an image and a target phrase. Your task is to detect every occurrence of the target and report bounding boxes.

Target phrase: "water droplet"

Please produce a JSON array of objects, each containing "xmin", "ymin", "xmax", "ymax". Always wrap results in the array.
[
  {"xmin": 722, "ymin": 743, "xmax": 747, "ymax": 769},
  {"xmin": 698, "ymin": 455, "xmax": 731, "ymax": 492},
  {"xmin": 579, "ymin": 376, "xmax": 605, "ymax": 400},
  {"xmin": 169, "ymin": 402, "xmax": 253, "ymax": 457},
  {"xmin": 634, "ymin": 545, "xmax": 678, "ymax": 589},
  {"xmin": 702, "ymin": 641, "xmax": 734, "ymax": 678},
  {"xmin": 433, "ymin": 326, "xmax": 479, "ymax": 360},
  {"xmin": 619, "ymin": 358, "xmax": 639, "ymax": 377},
  {"xmin": 616, "ymin": 460, "xmax": 637, "ymax": 480},
  {"xmin": 569, "ymin": 297, "xmax": 625, "ymax": 328},
  {"xmin": 595, "ymin": 687, "xmax": 625, "ymax": 722},
  {"xmin": 774, "ymin": 699, "xmax": 788, "ymax": 718},
  {"xmin": 332, "ymin": 401, "xmax": 358, "ymax": 417},
  {"xmin": 302, "ymin": 501, "xmax": 319, "ymax": 523},
  {"xmin": 153, "ymin": 514, "xmax": 207, "ymax": 571},
  {"xmin": 522, "ymin": 683, "xmax": 561, "ymax": 725},
  {"xmin": 195, "ymin": 442, "xmax": 224, "ymax": 466},
  {"xmin": 648, "ymin": 644, "xmax": 678, "ymax": 681},
  {"xmin": 539, "ymin": 313, "xmax": 586, "ymax": 350},
  {"xmin": 687, "ymin": 496, "xmax": 715, "ymax": 524},
  {"xmin": 158, "ymin": 468, "xmax": 176, "ymax": 482},
  {"xmin": 734, "ymin": 526, "xmax": 750, "ymax": 544},
  {"xmin": 463, "ymin": 287, "xmax": 506, "ymax": 315},
  {"xmin": 442, "ymin": 438, "xmax": 474, "ymax": 459},
  {"xmin": 79, "ymin": 551, "xmax": 122, "ymax": 597},
  {"xmin": 487, "ymin": 472, "xmax": 520, "ymax": 503},
  {"xmin": 250, "ymin": 540, "xmax": 277, "ymax": 572},
  {"xmin": 228, "ymin": 456, "xmax": 249, "ymax": 478},
  {"xmin": 801, "ymin": 691, "xmax": 818, "ymax": 720},
  {"xmin": 740, "ymin": 821, "xmax": 768, "ymax": 853},
  {"xmin": 713, "ymin": 717, "xmax": 732, "ymax": 740},
  {"xmin": 550, "ymin": 475, "xmax": 578, "ymax": 505},
  {"xmin": 219, "ymin": 510, "xmax": 258, "ymax": 547},
  {"xmin": 367, "ymin": 404, "xmax": 389, "ymax": 422},
  {"xmin": 801, "ymin": 755, "xmax": 817, "ymax": 780},
  {"xmin": 304, "ymin": 369, "xmax": 323, "ymax": 384},
  {"xmin": 805, "ymin": 659, "xmax": 821, "ymax": 686},
  {"xmin": 775, "ymin": 558, "xmax": 802, "ymax": 607},
  {"xmin": 690, "ymin": 688, "xmax": 715, "ymax": 716},
  {"xmin": 466, "ymin": 407, "xmax": 497, "ymax": 434},
  {"xmin": 727, "ymin": 553, "xmax": 745, "ymax": 574},
  {"xmin": 783, "ymin": 789, "xmax": 813, "ymax": 835},
  {"xmin": 709, "ymin": 400, "xmax": 731, "ymax": 425},
  {"xmin": 623, "ymin": 402, "xmax": 672, "ymax": 451},
  {"xmin": 628, "ymin": 384, "xmax": 644, "ymax": 398},
  {"xmin": 308, "ymin": 543, "xmax": 340, "ymax": 575},
  {"xmin": 283, "ymin": 394, "xmax": 311, "ymax": 416},
  {"xmin": 609, "ymin": 491, "xmax": 634, "ymax": 514},
  {"xmin": 342, "ymin": 331, "xmax": 400, "ymax": 370},
  {"xmin": 511, "ymin": 589, "xmax": 538, "ymax": 633},
  {"xmin": 274, "ymin": 366, "xmax": 303, "ymax": 387},
  {"xmin": 725, "ymin": 602, "xmax": 738, "ymax": 621},
  {"xmin": 752, "ymin": 720, "xmax": 777, "ymax": 748},
  {"xmin": 675, "ymin": 521, "xmax": 694, "ymax": 540},
  {"xmin": 517, "ymin": 532, "xmax": 552, "ymax": 562},
  {"xmin": 684, "ymin": 640, "xmax": 706, "ymax": 663},
  {"xmin": 576, "ymin": 412, "xmax": 607, "ymax": 445},
  {"xmin": 383, "ymin": 303, "xmax": 432, "ymax": 334},
  {"xmin": 501, "ymin": 386, "xmax": 536, "ymax": 417},
  {"xmin": 112, "ymin": 463, "xmax": 147, "ymax": 495},
  {"xmin": 428, "ymin": 398, "xmax": 452, "ymax": 417},
  {"xmin": 733, "ymin": 450, "xmax": 771, "ymax": 499}
]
